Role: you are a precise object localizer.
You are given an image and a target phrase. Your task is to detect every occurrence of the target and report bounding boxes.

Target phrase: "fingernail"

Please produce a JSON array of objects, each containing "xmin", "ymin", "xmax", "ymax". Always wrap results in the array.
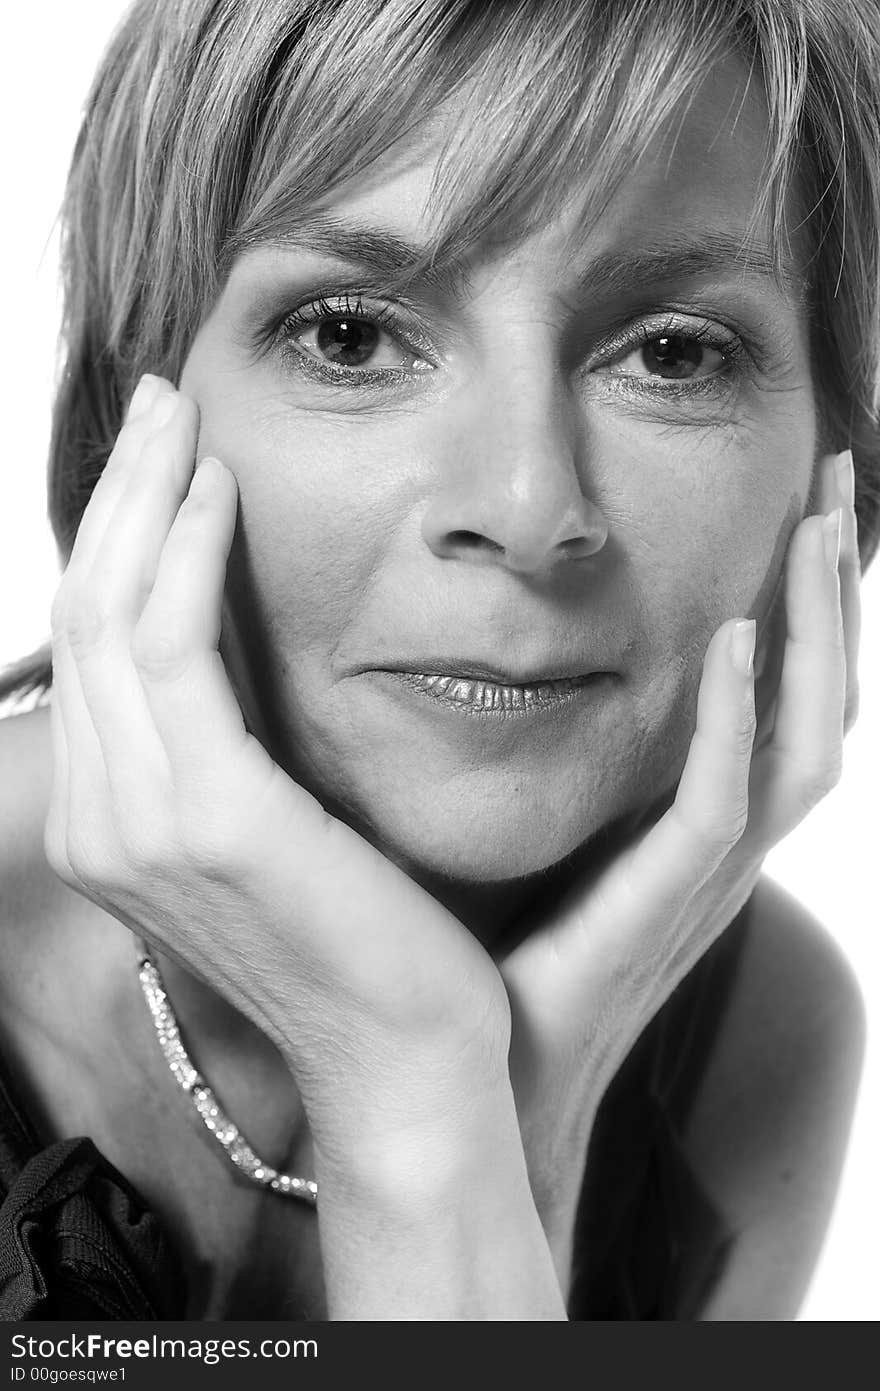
[
  {"xmin": 126, "ymin": 374, "xmax": 161, "ymax": 421},
  {"xmin": 823, "ymin": 509, "xmax": 842, "ymax": 571},
  {"xmin": 834, "ymin": 449, "xmax": 854, "ymax": 508},
  {"xmin": 151, "ymin": 391, "xmax": 179, "ymax": 427},
  {"xmin": 730, "ymin": 619, "xmax": 756, "ymax": 676},
  {"xmin": 194, "ymin": 455, "xmax": 225, "ymax": 484}
]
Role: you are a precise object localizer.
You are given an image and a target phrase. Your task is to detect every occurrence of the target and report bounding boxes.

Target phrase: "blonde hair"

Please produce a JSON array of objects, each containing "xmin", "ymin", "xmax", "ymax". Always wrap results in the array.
[{"xmin": 5, "ymin": 0, "xmax": 880, "ymax": 699}]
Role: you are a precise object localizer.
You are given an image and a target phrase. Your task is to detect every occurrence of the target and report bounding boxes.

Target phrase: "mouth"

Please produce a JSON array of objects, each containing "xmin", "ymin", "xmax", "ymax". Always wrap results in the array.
[{"xmin": 375, "ymin": 663, "xmax": 605, "ymax": 715}]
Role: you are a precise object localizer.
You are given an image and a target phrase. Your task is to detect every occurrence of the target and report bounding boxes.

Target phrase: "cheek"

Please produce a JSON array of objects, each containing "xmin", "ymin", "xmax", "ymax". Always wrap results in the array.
[
  {"xmin": 193, "ymin": 392, "xmax": 417, "ymax": 661},
  {"xmin": 603, "ymin": 406, "xmax": 814, "ymax": 629},
  {"xmin": 602, "ymin": 406, "xmax": 814, "ymax": 748}
]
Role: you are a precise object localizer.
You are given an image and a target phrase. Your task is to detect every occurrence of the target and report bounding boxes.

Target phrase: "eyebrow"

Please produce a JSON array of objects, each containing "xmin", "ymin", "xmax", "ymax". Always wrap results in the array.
[
  {"xmin": 583, "ymin": 232, "xmax": 806, "ymax": 308},
  {"xmin": 244, "ymin": 217, "xmax": 803, "ymax": 304},
  {"xmin": 242, "ymin": 216, "xmax": 470, "ymax": 300}
]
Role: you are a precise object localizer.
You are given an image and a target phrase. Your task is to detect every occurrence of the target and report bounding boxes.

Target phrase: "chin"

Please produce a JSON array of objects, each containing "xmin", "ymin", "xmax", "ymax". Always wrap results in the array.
[
  {"xmin": 395, "ymin": 824, "xmax": 586, "ymax": 885},
  {"xmin": 323, "ymin": 776, "xmax": 624, "ymax": 887}
]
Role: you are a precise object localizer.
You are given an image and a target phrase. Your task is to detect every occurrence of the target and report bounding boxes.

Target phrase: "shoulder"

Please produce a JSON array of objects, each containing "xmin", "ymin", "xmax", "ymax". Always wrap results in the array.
[
  {"xmin": 0, "ymin": 702, "xmax": 73, "ymax": 996},
  {"xmin": 711, "ymin": 876, "xmax": 865, "ymax": 1105},
  {"xmin": 0, "ymin": 703, "xmax": 57, "ymax": 910},
  {"xmin": 681, "ymin": 876, "xmax": 865, "ymax": 1318},
  {"xmin": 0, "ymin": 700, "xmax": 55, "ymax": 819},
  {"xmin": 713, "ymin": 876, "xmax": 865, "ymax": 1088}
]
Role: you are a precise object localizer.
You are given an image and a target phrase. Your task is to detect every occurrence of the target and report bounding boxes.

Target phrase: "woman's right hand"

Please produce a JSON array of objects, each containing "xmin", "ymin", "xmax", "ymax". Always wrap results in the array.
[
  {"xmin": 45, "ymin": 374, "xmax": 511, "ymax": 1168},
  {"xmin": 47, "ymin": 373, "xmax": 571, "ymax": 1319}
]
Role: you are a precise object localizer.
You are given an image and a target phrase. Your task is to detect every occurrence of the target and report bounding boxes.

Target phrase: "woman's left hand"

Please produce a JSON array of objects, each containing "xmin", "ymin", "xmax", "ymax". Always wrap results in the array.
[{"xmin": 499, "ymin": 449, "xmax": 861, "ymax": 1287}]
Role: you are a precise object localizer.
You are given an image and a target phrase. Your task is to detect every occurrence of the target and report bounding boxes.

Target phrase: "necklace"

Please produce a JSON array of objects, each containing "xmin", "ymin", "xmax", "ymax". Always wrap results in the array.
[{"xmin": 136, "ymin": 943, "xmax": 318, "ymax": 1206}]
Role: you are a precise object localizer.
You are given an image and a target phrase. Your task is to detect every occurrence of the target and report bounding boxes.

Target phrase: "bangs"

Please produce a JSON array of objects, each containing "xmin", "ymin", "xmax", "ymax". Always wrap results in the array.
[
  {"xmin": 42, "ymin": 0, "xmax": 880, "ymax": 602},
  {"xmin": 221, "ymin": 0, "xmax": 810, "ymax": 286}
]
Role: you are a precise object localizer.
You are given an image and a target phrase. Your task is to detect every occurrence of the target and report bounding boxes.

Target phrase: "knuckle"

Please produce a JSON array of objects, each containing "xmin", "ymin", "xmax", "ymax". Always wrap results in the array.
[
  {"xmin": 115, "ymin": 823, "xmax": 167, "ymax": 877},
  {"xmin": 131, "ymin": 625, "xmax": 192, "ymax": 682},
  {"xmin": 796, "ymin": 759, "xmax": 842, "ymax": 809},
  {"xmin": 62, "ymin": 587, "xmax": 116, "ymax": 657},
  {"xmin": 64, "ymin": 825, "xmax": 124, "ymax": 891},
  {"xmin": 66, "ymin": 815, "xmax": 170, "ymax": 890},
  {"xmin": 178, "ymin": 813, "xmax": 242, "ymax": 881},
  {"xmin": 689, "ymin": 803, "xmax": 748, "ymax": 859}
]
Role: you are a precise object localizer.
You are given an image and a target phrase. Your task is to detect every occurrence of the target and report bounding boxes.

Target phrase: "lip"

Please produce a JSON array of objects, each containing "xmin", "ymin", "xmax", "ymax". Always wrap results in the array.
[
  {"xmin": 368, "ymin": 662, "xmax": 610, "ymax": 717},
  {"xmin": 372, "ymin": 657, "xmax": 598, "ymax": 685}
]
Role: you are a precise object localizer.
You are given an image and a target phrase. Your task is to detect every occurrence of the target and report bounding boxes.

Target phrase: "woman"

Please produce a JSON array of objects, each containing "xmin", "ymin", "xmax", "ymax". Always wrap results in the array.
[{"xmin": 0, "ymin": 0, "xmax": 877, "ymax": 1321}]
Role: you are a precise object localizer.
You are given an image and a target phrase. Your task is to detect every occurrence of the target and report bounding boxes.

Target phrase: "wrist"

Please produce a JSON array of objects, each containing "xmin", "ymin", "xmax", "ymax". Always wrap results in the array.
[
  {"xmin": 310, "ymin": 1065, "xmax": 521, "ymax": 1204},
  {"xmin": 279, "ymin": 1002, "xmax": 513, "ymax": 1158},
  {"xmin": 311, "ymin": 1083, "xmax": 567, "ymax": 1320}
]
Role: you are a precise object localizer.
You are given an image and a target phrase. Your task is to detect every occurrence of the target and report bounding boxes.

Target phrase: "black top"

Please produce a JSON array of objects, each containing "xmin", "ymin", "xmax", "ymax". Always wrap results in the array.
[{"xmin": 0, "ymin": 913, "xmax": 748, "ymax": 1321}]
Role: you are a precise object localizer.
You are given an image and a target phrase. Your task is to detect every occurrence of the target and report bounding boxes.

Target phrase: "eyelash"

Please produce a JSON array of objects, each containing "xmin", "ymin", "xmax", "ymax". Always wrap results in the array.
[
  {"xmin": 273, "ymin": 293, "xmax": 433, "ymax": 391},
  {"xmin": 592, "ymin": 314, "xmax": 747, "ymax": 399},
  {"xmin": 269, "ymin": 295, "xmax": 748, "ymax": 399}
]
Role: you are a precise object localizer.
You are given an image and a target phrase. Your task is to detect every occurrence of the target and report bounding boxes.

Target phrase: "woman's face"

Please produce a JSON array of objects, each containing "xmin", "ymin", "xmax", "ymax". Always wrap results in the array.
[{"xmin": 180, "ymin": 61, "xmax": 816, "ymax": 886}]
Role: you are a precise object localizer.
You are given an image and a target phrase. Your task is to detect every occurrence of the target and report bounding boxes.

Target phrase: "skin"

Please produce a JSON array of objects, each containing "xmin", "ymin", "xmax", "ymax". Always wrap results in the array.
[
  {"xmin": 0, "ymin": 60, "xmax": 864, "ymax": 1320},
  {"xmin": 180, "ymin": 63, "xmax": 815, "ymax": 906}
]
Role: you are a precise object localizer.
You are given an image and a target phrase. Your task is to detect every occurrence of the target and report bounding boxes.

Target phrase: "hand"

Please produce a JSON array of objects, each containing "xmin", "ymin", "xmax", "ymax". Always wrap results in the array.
[
  {"xmin": 46, "ymin": 374, "xmax": 577, "ymax": 1318},
  {"xmin": 499, "ymin": 450, "xmax": 860, "ymax": 1282},
  {"xmin": 45, "ymin": 375, "xmax": 512, "ymax": 1164}
]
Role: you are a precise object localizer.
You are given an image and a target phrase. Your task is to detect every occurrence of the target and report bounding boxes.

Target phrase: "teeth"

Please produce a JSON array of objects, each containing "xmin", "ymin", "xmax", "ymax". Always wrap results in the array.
[
  {"xmin": 400, "ymin": 670, "xmax": 587, "ymax": 711},
  {"xmin": 448, "ymin": 680, "xmax": 475, "ymax": 702}
]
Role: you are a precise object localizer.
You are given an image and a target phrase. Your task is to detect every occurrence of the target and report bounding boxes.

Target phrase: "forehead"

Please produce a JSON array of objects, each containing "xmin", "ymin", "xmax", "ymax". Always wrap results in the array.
[{"xmin": 296, "ymin": 54, "xmax": 786, "ymax": 282}]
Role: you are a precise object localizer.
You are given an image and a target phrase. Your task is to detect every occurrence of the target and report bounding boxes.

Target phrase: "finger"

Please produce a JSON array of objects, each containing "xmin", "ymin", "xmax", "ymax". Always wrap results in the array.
[
  {"xmin": 752, "ymin": 563, "xmax": 786, "ymax": 755},
  {"xmin": 85, "ymin": 387, "xmax": 199, "ymax": 629},
  {"xmin": 540, "ymin": 618, "xmax": 756, "ymax": 990},
  {"xmin": 633, "ymin": 617, "xmax": 757, "ymax": 903},
  {"xmin": 59, "ymin": 386, "xmax": 199, "ymax": 796},
  {"xmin": 752, "ymin": 450, "xmax": 858, "ymax": 757},
  {"xmin": 811, "ymin": 450, "xmax": 860, "ymax": 733},
  {"xmin": 746, "ymin": 510, "xmax": 844, "ymax": 847},
  {"xmin": 65, "ymin": 375, "xmax": 169, "ymax": 571},
  {"xmin": 45, "ymin": 627, "xmax": 113, "ymax": 886},
  {"xmin": 131, "ymin": 457, "xmax": 250, "ymax": 773},
  {"xmin": 834, "ymin": 452, "xmax": 861, "ymax": 732},
  {"xmin": 48, "ymin": 629, "xmax": 164, "ymax": 918}
]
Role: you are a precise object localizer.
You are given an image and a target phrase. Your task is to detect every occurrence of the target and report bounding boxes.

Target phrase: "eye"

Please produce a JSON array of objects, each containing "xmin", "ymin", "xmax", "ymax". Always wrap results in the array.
[
  {"xmin": 310, "ymin": 316, "xmax": 383, "ymax": 368},
  {"xmin": 596, "ymin": 320, "xmax": 736, "ymax": 384},
  {"xmin": 278, "ymin": 295, "xmax": 431, "ymax": 377},
  {"xmin": 629, "ymin": 333, "xmax": 728, "ymax": 380},
  {"xmin": 295, "ymin": 315, "xmax": 405, "ymax": 370}
]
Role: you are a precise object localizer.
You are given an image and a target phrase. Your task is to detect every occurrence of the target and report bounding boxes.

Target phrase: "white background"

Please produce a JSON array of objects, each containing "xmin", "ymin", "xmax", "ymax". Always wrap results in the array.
[{"xmin": 2, "ymin": 3, "xmax": 877, "ymax": 1320}]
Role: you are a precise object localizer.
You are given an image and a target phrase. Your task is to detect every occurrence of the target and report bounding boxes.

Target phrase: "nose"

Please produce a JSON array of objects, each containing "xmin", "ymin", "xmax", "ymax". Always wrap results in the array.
[{"xmin": 420, "ymin": 368, "xmax": 608, "ymax": 576}]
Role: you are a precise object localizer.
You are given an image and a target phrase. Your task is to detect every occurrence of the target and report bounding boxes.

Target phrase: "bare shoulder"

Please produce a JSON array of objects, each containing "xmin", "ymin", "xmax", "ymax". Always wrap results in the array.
[
  {"xmin": 683, "ymin": 875, "xmax": 866, "ymax": 1319},
  {"xmin": 0, "ymin": 702, "xmax": 63, "ymax": 960},
  {"xmin": 0, "ymin": 702, "xmax": 56, "ymax": 878},
  {"xmin": 710, "ymin": 876, "xmax": 865, "ymax": 1087}
]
